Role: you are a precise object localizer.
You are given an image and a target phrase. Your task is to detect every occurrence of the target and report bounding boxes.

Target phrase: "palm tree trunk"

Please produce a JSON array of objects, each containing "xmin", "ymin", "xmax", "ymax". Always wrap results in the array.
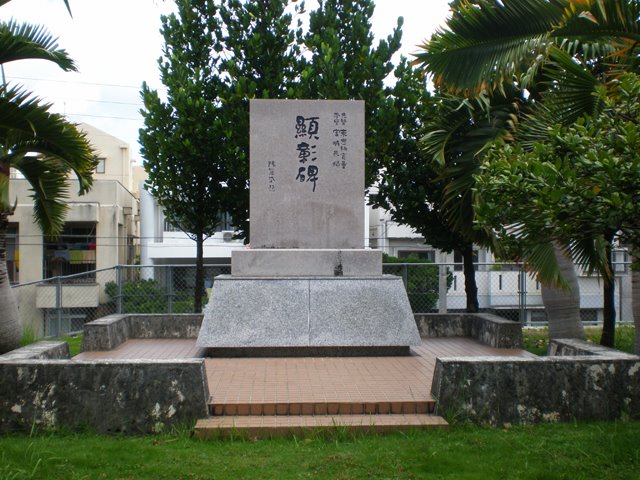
[
  {"xmin": 461, "ymin": 245, "xmax": 479, "ymax": 313},
  {"xmin": 632, "ymin": 258, "xmax": 640, "ymax": 355},
  {"xmin": 540, "ymin": 243, "xmax": 585, "ymax": 340},
  {"xmin": 0, "ymin": 212, "xmax": 21, "ymax": 354}
]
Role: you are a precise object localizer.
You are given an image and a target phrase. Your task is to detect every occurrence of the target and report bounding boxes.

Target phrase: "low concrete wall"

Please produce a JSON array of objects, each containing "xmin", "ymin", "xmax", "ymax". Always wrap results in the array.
[
  {"xmin": 82, "ymin": 314, "xmax": 203, "ymax": 351},
  {"xmin": 431, "ymin": 340, "xmax": 640, "ymax": 424},
  {"xmin": 0, "ymin": 358, "xmax": 209, "ymax": 434},
  {"xmin": 0, "ymin": 341, "xmax": 69, "ymax": 361},
  {"xmin": 0, "ymin": 336, "xmax": 209, "ymax": 434},
  {"xmin": 415, "ymin": 313, "xmax": 523, "ymax": 349}
]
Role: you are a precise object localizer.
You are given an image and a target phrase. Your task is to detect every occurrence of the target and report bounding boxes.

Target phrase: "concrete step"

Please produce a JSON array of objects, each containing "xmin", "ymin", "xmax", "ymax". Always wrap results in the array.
[
  {"xmin": 194, "ymin": 414, "xmax": 448, "ymax": 439},
  {"xmin": 208, "ymin": 399, "xmax": 435, "ymax": 416}
]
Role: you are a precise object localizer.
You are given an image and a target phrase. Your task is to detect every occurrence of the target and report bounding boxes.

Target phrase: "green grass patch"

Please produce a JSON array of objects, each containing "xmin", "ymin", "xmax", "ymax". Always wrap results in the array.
[
  {"xmin": 0, "ymin": 422, "xmax": 638, "ymax": 479},
  {"xmin": 523, "ymin": 325, "xmax": 636, "ymax": 356},
  {"xmin": 53, "ymin": 334, "xmax": 83, "ymax": 357},
  {"xmin": 20, "ymin": 328, "xmax": 84, "ymax": 357}
]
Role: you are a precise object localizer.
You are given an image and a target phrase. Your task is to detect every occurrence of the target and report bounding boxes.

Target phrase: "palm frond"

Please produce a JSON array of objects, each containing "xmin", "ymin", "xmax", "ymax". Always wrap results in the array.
[
  {"xmin": 567, "ymin": 235, "xmax": 611, "ymax": 279},
  {"xmin": 10, "ymin": 153, "xmax": 70, "ymax": 235},
  {"xmin": 415, "ymin": 0, "xmax": 640, "ymax": 94},
  {"xmin": 414, "ymin": 0, "xmax": 567, "ymax": 93},
  {"xmin": 524, "ymin": 240, "xmax": 571, "ymax": 288},
  {"xmin": 518, "ymin": 46, "xmax": 606, "ymax": 145},
  {"xmin": 0, "ymin": 20, "xmax": 75, "ymax": 70},
  {"xmin": 558, "ymin": 0, "xmax": 640, "ymax": 44},
  {"xmin": 0, "ymin": 87, "xmax": 96, "ymax": 194}
]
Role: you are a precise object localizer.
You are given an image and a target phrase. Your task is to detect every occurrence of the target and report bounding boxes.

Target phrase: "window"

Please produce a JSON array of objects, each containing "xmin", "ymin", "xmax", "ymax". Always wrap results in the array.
[
  {"xmin": 43, "ymin": 223, "xmax": 96, "ymax": 281},
  {"xmin": 530, "ymin": 310, "xmax": 548, "ymax": 323},
  {"xmin": 398, "ymin": 250, "xmax": 435, "ymax": 262},
  {"xmin": 580, "ymin": 309, "xmax": 598, "ymax": 323},
  {"xmin": 96, "ymin": 158, "xmax": 105, "ymax": 174},
  {"xmin": 215, "ymin": 212, "xmax": 233, "ymax": 232},
  {"xmin": 164, "ymin": 212, "xmax": 233, "ymax": 233}
]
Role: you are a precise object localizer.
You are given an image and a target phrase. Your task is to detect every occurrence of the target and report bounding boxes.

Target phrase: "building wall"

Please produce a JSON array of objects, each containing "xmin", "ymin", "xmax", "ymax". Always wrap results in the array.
[
  {"xmin": 138, "ymin": 187, "xmax": 244, "ymax": 267},
  {"xmin": 8, "ymin": 124, "xmax": 141, "ymax": 334}
]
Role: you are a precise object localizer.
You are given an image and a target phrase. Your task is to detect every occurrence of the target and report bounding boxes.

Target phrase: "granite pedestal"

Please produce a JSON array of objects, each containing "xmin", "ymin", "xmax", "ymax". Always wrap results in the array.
[{"xmin": 196, "ymin": 275, "xmax": 420, "ymax": 356}]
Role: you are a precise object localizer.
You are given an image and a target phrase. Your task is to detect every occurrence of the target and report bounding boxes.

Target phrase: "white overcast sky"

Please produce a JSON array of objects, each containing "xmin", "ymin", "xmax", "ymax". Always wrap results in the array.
[{"xmin": 2, "ymin": 0, "xmax": 451, "ymax": 162}]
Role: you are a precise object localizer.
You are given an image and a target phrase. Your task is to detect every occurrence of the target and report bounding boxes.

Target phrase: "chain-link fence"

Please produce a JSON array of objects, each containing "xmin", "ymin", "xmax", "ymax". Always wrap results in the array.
[{"xmin": 12, "ymin": 261, "xmax": 633, "ymax": 336}]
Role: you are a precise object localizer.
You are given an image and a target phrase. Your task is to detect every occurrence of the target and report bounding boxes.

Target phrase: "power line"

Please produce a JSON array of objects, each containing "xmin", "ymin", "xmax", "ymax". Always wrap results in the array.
[
  {"xmin": 8, "ymin": 75, "xmax": 149, "ymax": 90},
  {"xmin": 65, "ymin": 112, "xmax": 141, "ymax": 121}
]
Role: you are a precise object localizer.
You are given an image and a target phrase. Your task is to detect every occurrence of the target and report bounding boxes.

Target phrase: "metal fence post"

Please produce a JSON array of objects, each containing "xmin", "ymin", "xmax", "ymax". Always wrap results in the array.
[
  {"xmin": 518, "ymin": 265, "xmax": 527, "ymax": 325},
  {"xmin": 55, "ymin": 275, "xmax": 62, "ymax": 337},
  {"xmin": 167, "ymin": 266, "xmax": 174, "ymax": 313},
  {"xmin": 438, "ymin": 264, "xmax": 448, "ymax": 313},
  {"xmin": 401, "ymin": 264, "xmax": 408, "ymax": 288},
  {"xmin": 116, "ymin": 265, "xmax": 123, "ymax": 314}
]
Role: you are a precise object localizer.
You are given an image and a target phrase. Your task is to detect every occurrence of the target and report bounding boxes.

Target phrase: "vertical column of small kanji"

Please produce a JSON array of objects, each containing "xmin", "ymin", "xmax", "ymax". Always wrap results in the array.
[{"xmin": 331, "ymin": 112, "xmax": 348, "ymax": 170}]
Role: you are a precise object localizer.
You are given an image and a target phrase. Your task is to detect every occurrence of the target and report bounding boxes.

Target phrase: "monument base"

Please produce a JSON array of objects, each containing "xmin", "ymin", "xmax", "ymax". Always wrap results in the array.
[
  {"xmin": 232, "ymin": 249, "xmax": 381, "ymax": 276},
  {"xmin": 203, "ymin": 346, "xmax": 411, "ymax": 358},
  {"xmin": 196, "ymin": 275, "xmax": 421, "ymax": 355}
]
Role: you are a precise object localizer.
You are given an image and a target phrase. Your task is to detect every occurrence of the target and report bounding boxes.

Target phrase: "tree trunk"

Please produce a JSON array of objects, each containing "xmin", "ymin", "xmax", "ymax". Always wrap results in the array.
[
  {"xmin": 194, "ymin": 231, "xmax": 204, "ymax": 314},
  {"xmin": 540, "ymin": 243, "xmax": 585, "ymax": 340},
  {"xmin": 0, "ymin": 213, "xmax": 21, "ymax": 354},
  {"xmin": 632, "ymin": 259, "xmax": 640, "ymax": 355},
  {"xmin": 461, "ymin": 245, "xmax": 479, "ymax": 313},
  {"xmin": 600, "ymin": 235, "xmax": 616, "ymax": 348},
  {"xmin": 601, "ymin": 275, "xmax": 616, "ymax": 348}
]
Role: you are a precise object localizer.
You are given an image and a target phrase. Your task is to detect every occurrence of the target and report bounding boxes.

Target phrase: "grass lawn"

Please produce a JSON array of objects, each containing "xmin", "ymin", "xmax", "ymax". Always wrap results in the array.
[
  {"xmin": 523, "ymin": 325, "xmax": 636, "ymax": 356},
  {"xmin": 0, "ymin": 422, "xmax": 638, "ymax": 479}
]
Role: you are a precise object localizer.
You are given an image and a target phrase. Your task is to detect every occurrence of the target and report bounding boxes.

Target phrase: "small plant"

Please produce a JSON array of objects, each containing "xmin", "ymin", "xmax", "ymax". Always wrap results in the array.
[{"xmin": 20, "ymin": 325, "xmax": 39, "ymax": 347}]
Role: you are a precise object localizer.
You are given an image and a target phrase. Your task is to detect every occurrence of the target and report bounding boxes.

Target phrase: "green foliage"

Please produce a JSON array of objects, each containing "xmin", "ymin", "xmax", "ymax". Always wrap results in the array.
[
  {"xmin": 523, "ymin": 325, "xmax": 636, "ymax": 356},
  {"xmin": 19, "ymin": 324, "xmax": 38, "ymax": 348},
  {"xmin": 300, "ymin": 0, "xmax": 402, "ymax": 187},
  {"xmin": 20, "ymin": 327, "xmax": 83, "ymax": 357},
  {"xmin": 476, "ymin": 72, "xmax": 640, "ymax": 266},
  {"xmin": 383, "ymin": 254, "xmax": 449, "ymax": 313},
  {"xmin": 140, "ymin": 0, "xmax": 408, "ymax": 312},
  {"xmin": 104, "ymin": 280, "xmax": 200, "ymax": 315},
  {"xmin": 1, "ymin": 423, "xmax": 640, "ymax": 479}
]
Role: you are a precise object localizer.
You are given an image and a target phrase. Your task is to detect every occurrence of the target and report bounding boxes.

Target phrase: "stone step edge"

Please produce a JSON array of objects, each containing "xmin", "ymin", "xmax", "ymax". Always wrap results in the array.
[
  {"xmin": 208, "ymin": 400, "xmax": 435, "ymax": 416},
  {"xmin": 194, "ymin": 414, "xmax": 448, "ymax": 439}
]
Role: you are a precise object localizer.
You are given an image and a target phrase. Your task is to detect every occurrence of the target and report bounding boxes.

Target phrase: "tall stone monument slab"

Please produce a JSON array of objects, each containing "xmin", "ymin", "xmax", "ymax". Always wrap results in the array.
[{"xmin": 197, "ymin": 99, "xmax": 420, "ymax": 355}]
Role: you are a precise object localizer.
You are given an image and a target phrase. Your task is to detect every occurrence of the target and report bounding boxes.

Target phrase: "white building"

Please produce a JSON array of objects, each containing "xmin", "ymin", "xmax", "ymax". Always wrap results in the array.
[
  {"xmin": 368, "ymin": 205, "xmax": 633, "ymax": 324},
  {"xmin": 9, "ymin": 123, "xmax": 142, "ymax": 334},
  {"xmin": 138, "ymin": 187, "xmax": 245, "ymax": 268}
]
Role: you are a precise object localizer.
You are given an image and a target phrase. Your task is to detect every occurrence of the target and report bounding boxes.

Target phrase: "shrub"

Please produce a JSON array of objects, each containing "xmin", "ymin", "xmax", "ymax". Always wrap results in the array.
[
  {"xmin": 383, "ymin": 254, "xmax": 452, "ymax": 313},
  {"xmin": 104, "ymin": 279, "xmax": 202, "ymax": 314}
]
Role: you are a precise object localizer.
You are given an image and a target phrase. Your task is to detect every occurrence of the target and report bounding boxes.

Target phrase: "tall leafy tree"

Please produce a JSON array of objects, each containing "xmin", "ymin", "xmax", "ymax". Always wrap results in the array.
[
  {"xmin": 374, "ymin": 60, "xmax": 491, "ymax": 312},
  {"xmin": 414, "ymin": 0, "xmax": 640, "ymax": 343},
  {"xmin": 140, "ymin": 0, "xmax": 234, "ymax": 313},
  {"xmin": 476, "ymin": 73, "xmax": 640, "ymax": 346},
  {"xmin": 0, "ymin": 0, "xmax": 96, "ymax": 353},
  {"xmin": 301, "ymin": 0, "xmax": 402, "ymax": 188},
  {"xmin": 218, "ymin": 0, "xmax": 306, "ymax": 238},
  {"xmin": 140, "ymin": 0, "xmax": 304, "ymax": 310}
]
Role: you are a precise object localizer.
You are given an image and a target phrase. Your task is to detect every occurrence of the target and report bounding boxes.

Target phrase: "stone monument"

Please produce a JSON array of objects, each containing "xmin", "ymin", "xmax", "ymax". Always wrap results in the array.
[{"xmin": 196, "ymin": 99, "xmax": 420, "ymax": 355}]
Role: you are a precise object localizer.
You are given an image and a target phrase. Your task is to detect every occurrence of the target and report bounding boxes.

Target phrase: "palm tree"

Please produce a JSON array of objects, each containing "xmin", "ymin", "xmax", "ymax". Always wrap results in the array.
[
  {"xmin": 414, "ymin": 0, "xmax": 640, "ymax": 344},
  {"xmin": 0, "ymin": 1, "xmax": 96, "ymax": 354}
]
